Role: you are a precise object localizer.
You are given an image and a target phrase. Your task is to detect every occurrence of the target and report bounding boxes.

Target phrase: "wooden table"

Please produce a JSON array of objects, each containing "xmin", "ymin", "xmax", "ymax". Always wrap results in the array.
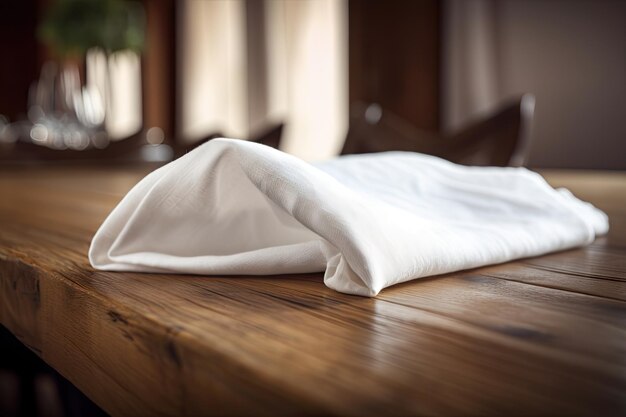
[{"xmin": 1, "ymin": 166, "xmax": 625, "ymax": 416}]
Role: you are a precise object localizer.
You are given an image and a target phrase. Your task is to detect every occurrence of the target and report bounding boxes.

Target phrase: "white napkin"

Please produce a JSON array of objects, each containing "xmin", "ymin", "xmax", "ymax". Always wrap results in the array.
[{"xmin": 89, "ymin": 138, "xmax": 608, "ymax": 296}]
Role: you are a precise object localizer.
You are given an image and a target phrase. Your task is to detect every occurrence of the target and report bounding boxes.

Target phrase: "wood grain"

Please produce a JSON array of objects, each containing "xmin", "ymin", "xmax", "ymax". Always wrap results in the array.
[{"xmin": 1, "ymin": 166, "xmax": 625, "ymax": 416}]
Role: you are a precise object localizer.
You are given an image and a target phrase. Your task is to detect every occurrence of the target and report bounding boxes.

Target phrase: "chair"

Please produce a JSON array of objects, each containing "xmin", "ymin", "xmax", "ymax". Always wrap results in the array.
[
  {"xmin": 173, "ymin": 123, "xmax": 283, "ymax": 158},
  {"xmin": 342, "ymin": 94, "xmax": 535, "ymax": 167}
]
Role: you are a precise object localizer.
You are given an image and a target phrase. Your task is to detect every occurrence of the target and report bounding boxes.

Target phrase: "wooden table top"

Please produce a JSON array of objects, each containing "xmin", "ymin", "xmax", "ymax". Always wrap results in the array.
[{"xmin": 1, "ymin": 166, "xmax": 625, "ymax": 416}]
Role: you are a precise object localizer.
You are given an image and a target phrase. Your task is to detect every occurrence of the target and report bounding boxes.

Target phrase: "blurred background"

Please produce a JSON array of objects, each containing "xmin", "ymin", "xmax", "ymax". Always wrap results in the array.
[
  {"xmin": 0, "ymin": 0, "xmax": 625, "ymax": 168},
  {"xmin": 0, "ymin": 0, "xmax": 625, "ymax": 415}
]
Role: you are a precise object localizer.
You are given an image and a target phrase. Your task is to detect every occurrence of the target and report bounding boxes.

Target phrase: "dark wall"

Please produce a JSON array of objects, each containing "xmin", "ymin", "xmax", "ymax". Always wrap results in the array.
[
  {"xmin": 143, "ymin": 0, "xmax": 176, "ymax": 139},
  {"xmin": 0, "ymin": 1, "xmax": 41, "ymax": 121},
  {"xmin": 497, "ymin": 0, "xmax": 626, "ymax": 170},
  {"xmin": 349, "ymin": 0, "xmax": 441, "ymax": 131}
]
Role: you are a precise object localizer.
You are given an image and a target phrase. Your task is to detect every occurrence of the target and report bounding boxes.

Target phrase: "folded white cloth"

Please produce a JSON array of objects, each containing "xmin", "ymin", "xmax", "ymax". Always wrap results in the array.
[{"xmin": 89, "ymin": 138, "xmax": 609, "ymax": 296}]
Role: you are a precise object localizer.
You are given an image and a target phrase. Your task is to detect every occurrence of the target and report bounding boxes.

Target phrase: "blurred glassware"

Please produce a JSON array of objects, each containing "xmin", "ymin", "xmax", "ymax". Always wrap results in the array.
[
  {"xmin": 18, "ymin": 0, "xmax": 146, "ymax": 152},
  {"xmin": 26, "ymin": 60, "xmax": 109, "ymax": 150},
  {"xmin": 0, "ymin": 115, "xmax": 18, "ymax": 145}
]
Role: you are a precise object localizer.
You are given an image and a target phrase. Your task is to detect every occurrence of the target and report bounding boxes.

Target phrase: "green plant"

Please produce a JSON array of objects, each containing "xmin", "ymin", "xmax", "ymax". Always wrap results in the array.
[{"xmin": 39, "ymin": 0, "xmax": 145, "ymax": 58}]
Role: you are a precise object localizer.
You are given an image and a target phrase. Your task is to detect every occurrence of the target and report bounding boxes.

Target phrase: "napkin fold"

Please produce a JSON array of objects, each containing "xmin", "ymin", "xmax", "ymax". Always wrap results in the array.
[{"xmin": 89, "ymin": 138, "xmax": 608, "ymax": 296}]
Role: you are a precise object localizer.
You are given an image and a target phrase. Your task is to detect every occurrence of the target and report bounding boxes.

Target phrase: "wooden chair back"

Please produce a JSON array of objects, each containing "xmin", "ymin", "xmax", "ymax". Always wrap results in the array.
[{"xmin": 342, "ymin": 94, "xmax": 535, "ymax": 167}]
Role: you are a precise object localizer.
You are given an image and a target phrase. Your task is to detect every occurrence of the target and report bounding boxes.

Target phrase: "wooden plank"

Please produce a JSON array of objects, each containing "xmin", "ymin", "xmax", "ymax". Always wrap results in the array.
[
  {"xmin": 1, "ymin": 167, "xmax": 626, "ymax": 416},
  {"xmin": 483, "ymin": 260, "xmax": 626, "ymax": 301}
]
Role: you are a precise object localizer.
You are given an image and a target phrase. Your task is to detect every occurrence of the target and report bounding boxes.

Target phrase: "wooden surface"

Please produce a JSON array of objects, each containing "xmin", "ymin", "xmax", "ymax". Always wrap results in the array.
[{"xmin": 1, "ymin": 166, "xmax": 625, "ymax": 416}]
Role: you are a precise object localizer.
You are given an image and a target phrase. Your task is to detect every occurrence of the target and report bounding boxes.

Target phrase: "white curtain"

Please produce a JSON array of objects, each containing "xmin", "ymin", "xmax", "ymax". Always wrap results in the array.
[
  {"xmin": 86, "ymin": 49, "xmax": 143, "ymax": 140},
  {"xmin": 178, "ymin": 0, "xmax": 248, "ymax": 142},
  {"xmin": 178, "ymin": 0, "xmax": 348, "ymax": 161}
]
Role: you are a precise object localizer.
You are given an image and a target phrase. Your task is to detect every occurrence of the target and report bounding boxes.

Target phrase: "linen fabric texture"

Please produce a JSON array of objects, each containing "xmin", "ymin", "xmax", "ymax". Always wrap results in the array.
[{"xmin": 89, "ymin": 139, "xmax": 608, "ymax": 296}]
